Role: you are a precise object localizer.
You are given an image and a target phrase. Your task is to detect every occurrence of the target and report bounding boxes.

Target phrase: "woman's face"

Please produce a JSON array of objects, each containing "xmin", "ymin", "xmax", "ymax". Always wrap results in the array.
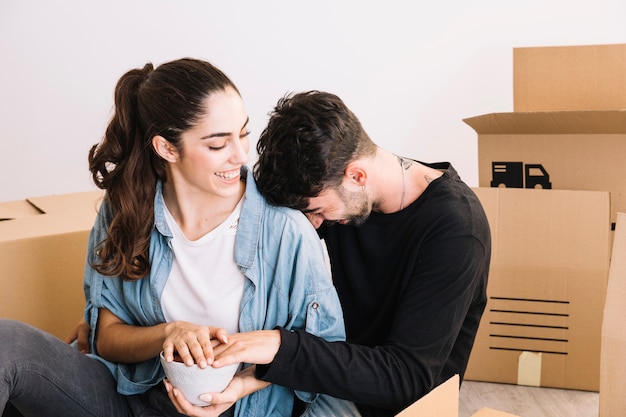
[{"xmin": 172, "ymin": 87, "xmax": 250, "ymax": 198}]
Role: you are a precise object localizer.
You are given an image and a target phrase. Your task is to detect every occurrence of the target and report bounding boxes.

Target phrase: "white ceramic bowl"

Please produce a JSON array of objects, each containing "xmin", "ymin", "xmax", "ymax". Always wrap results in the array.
[{"xmin": 159, "ymin": 351, "xmax": 240, "ymax": 406}]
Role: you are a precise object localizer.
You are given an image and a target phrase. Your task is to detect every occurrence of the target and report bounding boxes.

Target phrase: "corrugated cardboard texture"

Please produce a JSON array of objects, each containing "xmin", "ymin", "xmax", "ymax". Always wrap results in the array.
[
  {"xmin": 599, "ymin": 212, "xmax": 626, "ymax": 416},
  {"xmin": 464, "ymin": 110, "xmax": 626, "ymax": 228},
  {"xmin": 466, "ymin": 188, "xmax": 611, "ymax": 391},
  {"xmin": 0, "ymin": 191, "xmax": 103, "ymax": 339},
  {"xmin": 514, "ymin": 44, "xmax": 626, "ymax": 112},
  {"xmin": 395, "ymin": 375, "xmax": 459, "ymax": 417}
]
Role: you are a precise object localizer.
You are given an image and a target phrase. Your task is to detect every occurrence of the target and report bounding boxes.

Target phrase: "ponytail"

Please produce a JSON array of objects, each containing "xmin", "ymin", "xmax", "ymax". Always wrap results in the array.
[{"xmin": 88, "ymin": 63, "xmax": 159, "ymax": 281}]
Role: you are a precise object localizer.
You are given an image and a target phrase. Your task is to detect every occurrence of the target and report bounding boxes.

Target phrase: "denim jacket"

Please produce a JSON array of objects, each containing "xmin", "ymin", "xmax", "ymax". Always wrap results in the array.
[{"xmin": 83, "ymin": 166, "xmax": 345, "ymax": 417}]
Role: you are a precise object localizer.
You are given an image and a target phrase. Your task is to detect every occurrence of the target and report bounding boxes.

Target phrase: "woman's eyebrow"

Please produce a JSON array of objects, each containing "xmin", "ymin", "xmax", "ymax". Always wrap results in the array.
[{"xmin": 201, "ymin": 117, "xmax": 250, "ymax": 140}]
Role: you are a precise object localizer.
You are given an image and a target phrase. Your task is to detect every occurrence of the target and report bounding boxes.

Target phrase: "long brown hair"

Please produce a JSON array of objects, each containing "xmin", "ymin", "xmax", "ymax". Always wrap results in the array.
[{"xmin": 88, "ymin": 58, "xmax": 239, "ymax": 280}]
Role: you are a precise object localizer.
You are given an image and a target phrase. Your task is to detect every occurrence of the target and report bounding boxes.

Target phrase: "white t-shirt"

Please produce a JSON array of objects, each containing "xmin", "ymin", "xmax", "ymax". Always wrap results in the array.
[{"xmin": 161, "ymin": 199, "xmax": 245, "ymax": 334}]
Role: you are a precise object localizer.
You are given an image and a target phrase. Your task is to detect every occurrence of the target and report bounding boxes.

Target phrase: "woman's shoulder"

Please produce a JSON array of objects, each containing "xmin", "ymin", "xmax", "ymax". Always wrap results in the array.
[
  {"xmin": 263, "ymin": 202, "xmax": 317, "ymax": 234},
  {"xmin": 243, "ymin": 166, "xmax": 315, "ymax": 230}
]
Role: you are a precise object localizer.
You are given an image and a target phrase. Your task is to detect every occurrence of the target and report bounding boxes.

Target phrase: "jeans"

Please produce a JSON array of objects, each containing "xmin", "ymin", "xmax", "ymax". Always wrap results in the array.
[
  {"xmin": 0, "ymin": 319, "xmax": 234, "ymax": 417},
  {"xmin": 299, "ymin": 394, "xmax": 362, "ymax": 417}
]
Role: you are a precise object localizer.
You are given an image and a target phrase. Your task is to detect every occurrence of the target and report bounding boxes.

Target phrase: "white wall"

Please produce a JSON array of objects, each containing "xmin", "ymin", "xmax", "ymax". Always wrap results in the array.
[{"xmin": 1, "ymin": 0, "xmax": 625, "ymax": 201}]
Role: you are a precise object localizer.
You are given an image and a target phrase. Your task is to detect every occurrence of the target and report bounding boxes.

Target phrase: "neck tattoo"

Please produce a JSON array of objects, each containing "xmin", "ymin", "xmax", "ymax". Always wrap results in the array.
[{"xmin": 397, "ymin": 156, "xmax": 413, "ymax": 210}]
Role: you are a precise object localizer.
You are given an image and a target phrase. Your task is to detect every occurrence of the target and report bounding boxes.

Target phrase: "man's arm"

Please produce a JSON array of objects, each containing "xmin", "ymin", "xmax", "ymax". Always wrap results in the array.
[{"xmin": 213, "ymin": 236, "xmax": 488, "ymax": 412}]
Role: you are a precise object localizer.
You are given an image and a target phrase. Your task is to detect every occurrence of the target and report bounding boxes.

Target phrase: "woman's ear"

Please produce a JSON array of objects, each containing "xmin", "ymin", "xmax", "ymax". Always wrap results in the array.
[{"xmin": 152, "ymin": 135, "xmax": 178, "ymax": 162}]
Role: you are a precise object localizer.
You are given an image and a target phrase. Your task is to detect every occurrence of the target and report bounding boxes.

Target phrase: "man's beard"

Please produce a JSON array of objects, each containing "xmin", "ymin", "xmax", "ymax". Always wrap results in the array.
[{"xmin": 337, "ymin": 186, "xmax": 371, "ymax": 227}]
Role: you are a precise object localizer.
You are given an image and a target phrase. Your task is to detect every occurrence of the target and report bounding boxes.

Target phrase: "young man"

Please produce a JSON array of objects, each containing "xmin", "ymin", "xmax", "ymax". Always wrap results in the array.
[{"xmin": 209, "ymin": 90, "xmax": 491, "ymax": 417}]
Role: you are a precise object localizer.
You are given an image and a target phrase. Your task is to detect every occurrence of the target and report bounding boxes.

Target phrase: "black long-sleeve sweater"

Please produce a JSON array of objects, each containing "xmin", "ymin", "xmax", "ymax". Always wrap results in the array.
[{"xmin": 256, "ymin": 162, "xmax": 491, "ymax": 417}]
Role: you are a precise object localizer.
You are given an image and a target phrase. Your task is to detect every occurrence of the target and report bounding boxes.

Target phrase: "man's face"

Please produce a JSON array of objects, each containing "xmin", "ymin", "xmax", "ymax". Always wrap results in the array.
[{"xmin": 303, "ymin": 185, "xmax": 372, "ymax": 229}]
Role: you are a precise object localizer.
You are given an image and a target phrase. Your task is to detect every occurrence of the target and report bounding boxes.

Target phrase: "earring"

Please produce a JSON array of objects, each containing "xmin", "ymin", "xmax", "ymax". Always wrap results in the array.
[{"xmin": 362, "ymin": 185, "xmax": 366, "ymax": 191}]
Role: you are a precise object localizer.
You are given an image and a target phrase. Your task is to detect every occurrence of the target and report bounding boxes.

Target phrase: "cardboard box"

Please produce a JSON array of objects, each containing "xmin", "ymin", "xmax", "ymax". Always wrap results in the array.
[
  {"xmin": 463, "ymin": 42, "xmax": 620, "ymax": 393},
  {"xmin": 465, "ymin": 187, "xmax": 611, "ymax": 391},
  {"xmin": 599, "ymin": 212, "xmax": 626, "ymax": 416},
  {"xmin": 464, "ymin": 110, "xmax": 626, "ymax": 229},
  {"xmin": 396, "ymin": 375, "xmax": 459, "ymax": 417},
  {"xmin": 0, "ymin": 191, "xmax": 103, "ymax": 339},
  {"xmin": 514, "ymin": 43, "xmax": 626, "ymax": 112},
  {"xmin": 466, "ymin": 43, "xmax": 626, "ymax": 229},
  {"xmin": 471, "ymin": 409, "xmax": 520, "ymax": 417},
  {"xmin": 395, "ymin": 375, "xmax": 519, "ymax": 417}
]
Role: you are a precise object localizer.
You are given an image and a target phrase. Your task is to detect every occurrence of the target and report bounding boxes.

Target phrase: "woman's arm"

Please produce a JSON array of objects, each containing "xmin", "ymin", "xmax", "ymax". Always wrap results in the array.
[{"xmin": 96, "ymin": 308, "xmax": 228, "ymax": 367}]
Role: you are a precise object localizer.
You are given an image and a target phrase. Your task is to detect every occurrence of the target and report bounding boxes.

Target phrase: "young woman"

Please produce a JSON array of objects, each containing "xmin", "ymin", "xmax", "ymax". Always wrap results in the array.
[{"xmin": 0, "ymin": 59, "xmax": 345, "ymax": 417}]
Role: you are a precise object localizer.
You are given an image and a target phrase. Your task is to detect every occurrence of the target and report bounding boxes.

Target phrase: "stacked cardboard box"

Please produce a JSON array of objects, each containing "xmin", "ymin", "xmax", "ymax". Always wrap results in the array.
[
  {"xmin": 467, "ymin": 187, "xmax": 610, "ymax": 391},
  {"xmin": 464, "ymin": 44, "xmax": 626, "ymax": 392},
  {"xmin": 0, "ymin": 191, "xmax": 103, "ymax": 339}
]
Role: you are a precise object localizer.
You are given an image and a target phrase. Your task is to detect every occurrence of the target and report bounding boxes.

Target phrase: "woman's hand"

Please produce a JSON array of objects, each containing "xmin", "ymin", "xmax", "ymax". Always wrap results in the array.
[
  {"xmin": 162, "ymin": 321, "xmax": 229, "ymax": 368},
  {"xmin": 65, "ymin": 316, "xmax": 91, "ymax": 354},
  {"xmin": 164, "ymin": 366, "xmax": 267, "ymax": 416},
  {"xmin": 164, "ymin": 377, "xmax": 234, "ymax": 417}
]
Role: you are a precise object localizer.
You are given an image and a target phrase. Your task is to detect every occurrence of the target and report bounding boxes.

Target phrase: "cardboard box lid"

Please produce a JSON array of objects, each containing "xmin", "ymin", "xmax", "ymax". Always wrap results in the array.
[
  {"xmin": 0, "ymin": 191, "xmax": 104, "ymax": 241},
  {"xmin": 463, "ymin": 110, "xmax": 626, "ymax": 135},
  {"xmin": 0, "ymin": 203, "xmax": 41, "ymax": 221},
  {"xmin": 514, "ymin": 44, "xmax": 626, "ymax": 112},
  {"xmin": 599, "ymin": 211, "xmax": 626, "ymax": 415}
]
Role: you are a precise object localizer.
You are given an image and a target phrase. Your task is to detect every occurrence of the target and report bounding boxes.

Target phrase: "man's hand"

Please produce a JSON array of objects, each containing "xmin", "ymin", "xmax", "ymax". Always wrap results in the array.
[
  {"xmin": 65, "ymin": 317, "xmax": 90, "ymax": 354},
  {"xmin": 212, "ymin": 330, "xmax": 281, "ymax": 368}
]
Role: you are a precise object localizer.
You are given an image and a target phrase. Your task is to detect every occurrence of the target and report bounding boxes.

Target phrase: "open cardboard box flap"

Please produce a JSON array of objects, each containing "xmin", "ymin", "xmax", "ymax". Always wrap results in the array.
[
  {"xmin": 395, "ymin": 375, "xmax": 459, "ymax": 417},
  {"xmin": 513, "ymin": 43, "xmax": 626, "ymax": 112},
  {"xmin": 471, "ymin": 408, "xmax": 520, "ymax": 417},
  {"xmin": 395, "ymin": 375, "xmax": 519, "ymax": 417},
  {"xmin": 464, "ymin": 110, "xmax": 626, "ymax": 135}
]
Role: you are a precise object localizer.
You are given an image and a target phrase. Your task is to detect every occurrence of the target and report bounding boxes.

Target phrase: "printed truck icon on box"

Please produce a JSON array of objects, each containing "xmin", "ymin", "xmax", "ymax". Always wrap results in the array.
[{"xmin": 491, "ymin": 162, "xmax": 552, "ymax": 189}]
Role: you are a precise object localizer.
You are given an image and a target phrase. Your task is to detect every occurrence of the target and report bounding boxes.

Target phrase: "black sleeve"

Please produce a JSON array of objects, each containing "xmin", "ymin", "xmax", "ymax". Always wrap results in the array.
[{"xmin": 255, "ymin": 234, "xmax": 489, "ymax": 414}]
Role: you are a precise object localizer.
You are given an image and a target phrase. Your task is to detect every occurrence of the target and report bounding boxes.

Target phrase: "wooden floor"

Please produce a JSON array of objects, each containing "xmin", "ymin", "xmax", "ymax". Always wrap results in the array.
[{"xmin": 459, "ymin": 380, "xmax": 599, "ymax": 417}]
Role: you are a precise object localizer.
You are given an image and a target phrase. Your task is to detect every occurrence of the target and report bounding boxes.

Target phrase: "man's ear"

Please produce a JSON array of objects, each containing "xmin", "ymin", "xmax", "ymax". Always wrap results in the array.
[
  {"xmin": 344, "ymin": 161, "xmax": 367, "ymax": 191},
  {"xmin": 152, "ymin": 135, "xmax": 178, "ymax": 162}
]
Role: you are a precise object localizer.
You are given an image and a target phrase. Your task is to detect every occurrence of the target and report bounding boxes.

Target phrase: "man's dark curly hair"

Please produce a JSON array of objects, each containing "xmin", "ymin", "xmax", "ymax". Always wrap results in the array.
[{"xmin": 254, "ymin": 91, "xmax": 376, "ymax": 210}]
